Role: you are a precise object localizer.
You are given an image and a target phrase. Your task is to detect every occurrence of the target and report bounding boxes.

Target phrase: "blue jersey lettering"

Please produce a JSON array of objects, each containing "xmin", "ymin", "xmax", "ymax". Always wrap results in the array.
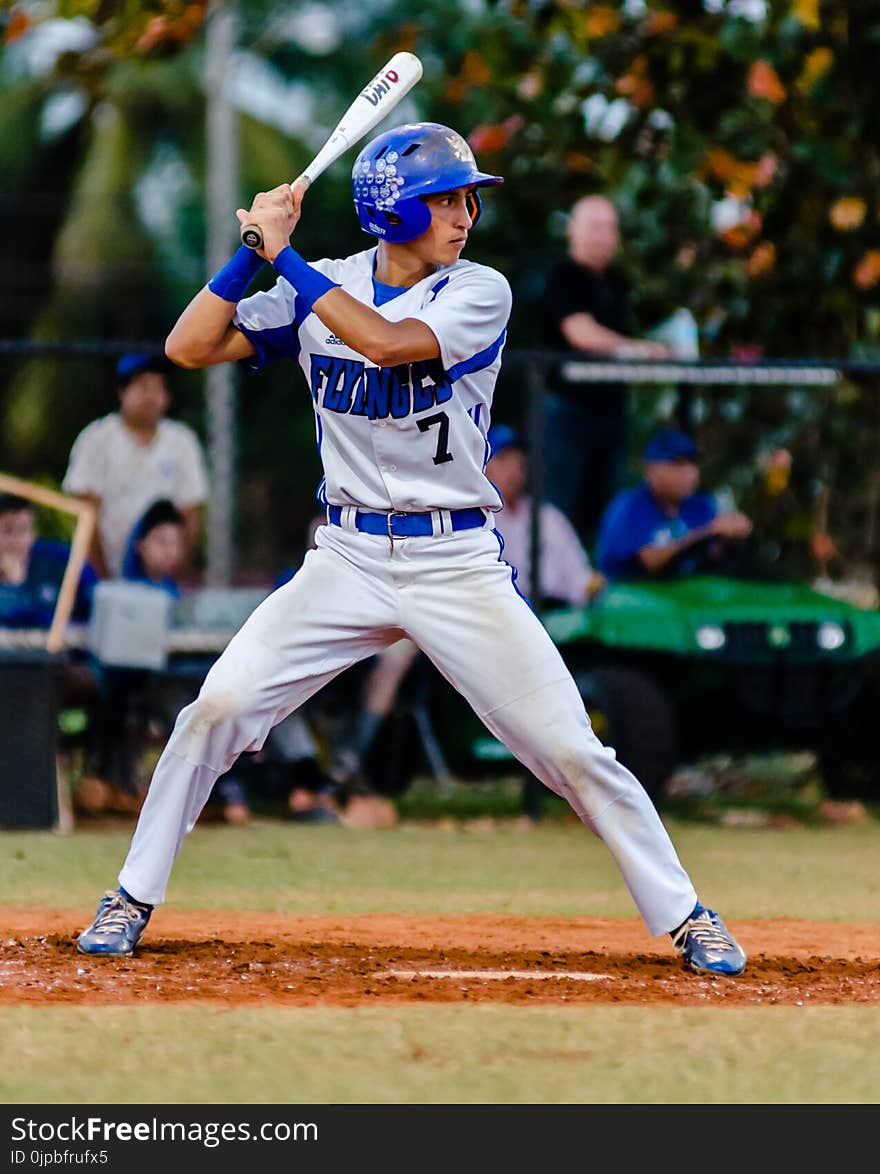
[{"xmin": 311, "ymin": 354, "xmax": 454, "ymax": 420}]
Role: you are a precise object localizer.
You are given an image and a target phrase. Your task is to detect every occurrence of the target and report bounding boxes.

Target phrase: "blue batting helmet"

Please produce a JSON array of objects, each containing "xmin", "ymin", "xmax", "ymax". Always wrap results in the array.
[{"xmin": 352, "ymin": 122, "xmax": 503, "ymax": 243}]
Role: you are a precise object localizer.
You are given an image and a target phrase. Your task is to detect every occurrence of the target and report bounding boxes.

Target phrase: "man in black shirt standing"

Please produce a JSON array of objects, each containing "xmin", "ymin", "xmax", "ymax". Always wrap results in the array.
[{"xmin": 540, "ymin": 195, "xmax": 669, "ymax": 547}]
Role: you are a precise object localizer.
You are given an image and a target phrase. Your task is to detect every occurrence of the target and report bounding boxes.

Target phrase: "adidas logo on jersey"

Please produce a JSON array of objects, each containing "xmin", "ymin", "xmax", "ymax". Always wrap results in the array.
[{"xmin": 325, "ymin": 334, "xmax": 345, "ymax": 346}]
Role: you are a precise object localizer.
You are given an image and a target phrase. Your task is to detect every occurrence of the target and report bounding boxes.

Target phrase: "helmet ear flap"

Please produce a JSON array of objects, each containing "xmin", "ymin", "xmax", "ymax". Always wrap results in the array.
[{"xmin": 466, "ymin": 189, "xmax": 482, "ymax": 227}]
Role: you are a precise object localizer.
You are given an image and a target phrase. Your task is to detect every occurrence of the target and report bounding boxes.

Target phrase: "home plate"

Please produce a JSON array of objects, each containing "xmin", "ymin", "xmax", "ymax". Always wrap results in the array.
[{"xmin": 382, "ymin": 969, "xmax": 612, "ymax": 982}]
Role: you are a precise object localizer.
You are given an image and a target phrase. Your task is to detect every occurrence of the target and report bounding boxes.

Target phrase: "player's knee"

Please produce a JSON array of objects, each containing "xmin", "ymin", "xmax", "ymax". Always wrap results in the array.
[
  {"xmin": 187, "ymin": 687, "xmax": 246, "ymax": 735},
  {"xmin": 541, "ymin": 726, "xmax": 621, "ymax": 792}
]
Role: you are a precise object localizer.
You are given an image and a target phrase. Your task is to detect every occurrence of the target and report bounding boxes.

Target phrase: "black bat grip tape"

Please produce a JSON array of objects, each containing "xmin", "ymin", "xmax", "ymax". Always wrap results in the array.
[{"xmin": 241, "ymin": 225, "xmax": 264, "ymax": 250}]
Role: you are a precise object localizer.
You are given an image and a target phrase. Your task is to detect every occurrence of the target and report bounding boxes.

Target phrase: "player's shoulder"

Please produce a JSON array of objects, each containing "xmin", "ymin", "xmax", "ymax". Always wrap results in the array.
[
  {"xmin": 311, "ymin": 249, "xmax": 375, "ymax": 284},
  {"xmin": 448, "ymin": 258, "xmax": 510, "ymax": 289},
  {"xmin": 435, "ymin": 259, "xmax": 512, "ymax": 307}
]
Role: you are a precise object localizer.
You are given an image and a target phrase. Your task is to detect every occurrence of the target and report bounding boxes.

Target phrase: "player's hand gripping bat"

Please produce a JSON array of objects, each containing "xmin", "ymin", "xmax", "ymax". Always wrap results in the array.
[{"xmin": 239, "ymin": 51, "xmax": 423, "ymax": 251}]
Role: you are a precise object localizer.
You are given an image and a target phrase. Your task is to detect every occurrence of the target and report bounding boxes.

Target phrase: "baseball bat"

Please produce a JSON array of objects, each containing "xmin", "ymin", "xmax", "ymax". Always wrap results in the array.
[{"xmin": 239, "ymin": 51, "xmax": 423, "ymax": 251}]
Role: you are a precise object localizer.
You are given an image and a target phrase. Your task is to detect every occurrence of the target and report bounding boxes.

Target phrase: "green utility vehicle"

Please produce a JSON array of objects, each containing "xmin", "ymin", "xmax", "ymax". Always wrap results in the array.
[{"xmin": 415, "ymin": 575, "xmax": 880, "ymax": 802}]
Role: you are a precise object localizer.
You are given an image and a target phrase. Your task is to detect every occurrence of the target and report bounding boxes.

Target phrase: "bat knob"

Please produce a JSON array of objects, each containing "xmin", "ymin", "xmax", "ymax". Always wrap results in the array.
[{"xmin": 240, "ymin": 225, "xmax": 264, "ymax": 251}]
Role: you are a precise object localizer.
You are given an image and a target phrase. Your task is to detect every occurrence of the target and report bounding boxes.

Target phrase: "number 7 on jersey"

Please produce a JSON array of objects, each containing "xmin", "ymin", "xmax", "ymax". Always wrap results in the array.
[{"xmin": 418, "ymin": 412, "xmax": 454, "ymax": 465}]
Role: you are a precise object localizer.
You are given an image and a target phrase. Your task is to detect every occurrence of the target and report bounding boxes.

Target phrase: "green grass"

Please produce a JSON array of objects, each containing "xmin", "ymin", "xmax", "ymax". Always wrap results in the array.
[
  {"xmin": 2, "ymin": 817, "xmax": 880, "ymax": 919},
  {"xmin": 3, "ymin": 1005, "xmax": 880, "ymax": 1103}
]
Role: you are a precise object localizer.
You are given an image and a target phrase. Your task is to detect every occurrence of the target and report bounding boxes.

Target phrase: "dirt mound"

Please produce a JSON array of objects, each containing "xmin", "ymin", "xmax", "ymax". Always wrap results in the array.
[{"xmin": 2, "ymin": 909, "xmax": 879, "ymax": 1006}]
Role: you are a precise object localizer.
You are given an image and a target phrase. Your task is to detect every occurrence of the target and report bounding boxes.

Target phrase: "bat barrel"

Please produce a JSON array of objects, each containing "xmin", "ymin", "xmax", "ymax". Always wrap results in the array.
[{"xmin": 238, "ymin": 52, "xmax": 422, "ymax": 253}]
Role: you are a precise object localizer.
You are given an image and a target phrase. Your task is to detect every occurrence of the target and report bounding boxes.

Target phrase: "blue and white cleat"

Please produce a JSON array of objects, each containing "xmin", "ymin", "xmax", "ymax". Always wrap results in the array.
[
  {"xmin": 77, "ymin": 889, "xmax": 152, "ymax": 956},
  {"xmin": 672, "ymin": 906, "xmax": 747, "ymax": 976}
]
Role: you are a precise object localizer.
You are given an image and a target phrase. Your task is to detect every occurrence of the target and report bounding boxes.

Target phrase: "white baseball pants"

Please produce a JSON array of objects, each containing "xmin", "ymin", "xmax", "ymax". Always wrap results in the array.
[{"xmin": 119, "ymin": 520, "xmax": 698, "ymax": 935}]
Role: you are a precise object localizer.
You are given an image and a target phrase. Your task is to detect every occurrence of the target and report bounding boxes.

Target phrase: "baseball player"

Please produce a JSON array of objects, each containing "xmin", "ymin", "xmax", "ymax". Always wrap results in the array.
[{"xmin": 77, "ymin": 122, "xmax": 746, "ymax": 976}]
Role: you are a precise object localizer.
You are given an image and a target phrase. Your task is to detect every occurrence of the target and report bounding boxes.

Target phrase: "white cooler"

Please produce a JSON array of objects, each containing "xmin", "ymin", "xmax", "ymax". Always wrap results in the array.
[{"xmin": 87, "ymin": 581, "xmax": 173, "ymax": 670}]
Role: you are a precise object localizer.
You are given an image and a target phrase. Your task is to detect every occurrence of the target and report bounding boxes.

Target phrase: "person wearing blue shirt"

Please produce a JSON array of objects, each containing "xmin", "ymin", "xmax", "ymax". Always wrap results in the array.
[
  {"xmin": 0, "ymin": 493, "xmax": 97, "ymax": 629},
  {"xmin": 597, "ymin": 428, "xmax": 752, "ymax": 581},
  {"xmin": 0, "ymin": 493, "xmax": 101, "ymax": 787},
  {"xmin": 120, "ymin": 498, "xmax": 186, "ymax": 598}
]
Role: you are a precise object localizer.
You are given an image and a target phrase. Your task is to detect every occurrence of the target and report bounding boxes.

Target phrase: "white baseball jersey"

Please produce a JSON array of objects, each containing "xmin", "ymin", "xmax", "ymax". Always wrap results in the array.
[{"xmin": 233, "ymin": 248, "xmax": 511, "ymax": 513}]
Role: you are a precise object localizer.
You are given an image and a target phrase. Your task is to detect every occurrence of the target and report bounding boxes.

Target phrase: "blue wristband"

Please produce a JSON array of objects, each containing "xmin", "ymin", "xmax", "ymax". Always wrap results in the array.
[
  {"xmin": 272, "ymin": 246, "xmax": 339, "ymax": 316},
  {"xmin": 207, "ymin": 246, "xmax": 266, "ymax": 302}
]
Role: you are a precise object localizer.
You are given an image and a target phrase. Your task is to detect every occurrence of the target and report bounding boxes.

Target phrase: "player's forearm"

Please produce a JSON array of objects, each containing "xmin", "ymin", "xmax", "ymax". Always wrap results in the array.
[
  {"xmin": 166, "ymin": 289, "xmax": 253, "ymax": 369},
  {"xmin": 267, "ymin": 245, "xmax": 439, "ymax": 366},
  {"xmin": 312, "ymin": 287, "xmax": 440, "ymax": 366}
]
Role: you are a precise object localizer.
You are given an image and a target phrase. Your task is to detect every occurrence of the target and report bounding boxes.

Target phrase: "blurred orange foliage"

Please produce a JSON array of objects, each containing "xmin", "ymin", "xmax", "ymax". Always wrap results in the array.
[
  {"xmin": 745, "ymin": 241, "xmax": 777, "ymax": 278},
  {"xmin": 467, "ymin": 115, "xmax": 525, "ymax": 154},
  {"xmin": 445, "ymin": 50, "xmax": 492, "ymax": 103},
  {"xmin": 720, "ymin": 210, "xmax": 762, "ymax": 251},
  {"xmin": 701, "ymin": 149, "xmax": 762, "ymax": 199},
  {"xmin": 645, "ymin": 10, "xmax": 678, "ymax": 36},
  {"xmin": 748, "ymin": 61, "xmax": 786, "ymax": 104},
  {"xmin": 134, "ymin": 4, "xmax": 207, "ymax": 53},
  {"xmin": 4, "ymin": 8, "xmax": 30, "ymax": 42},
  {"xmin": 853, "ymin": 250, "xmax": 880, "ymax": 289},
  {"xmin": 616, "ymin": 56, "xmax": 654, "ymax": 109},
  {"xmin": 791, "ymin": 0, "xmax": 821, "ymax": 30},
  {"xmin": 797, "ymin": 47, "xmax": 834, "ymax": 93},
  {"xmin": 583, "ymin": 6, "xmax": 621, "ymax": 38},
  {"xmin": 829, "ymin": 197, "xmax": 866, "ymax": 231}
]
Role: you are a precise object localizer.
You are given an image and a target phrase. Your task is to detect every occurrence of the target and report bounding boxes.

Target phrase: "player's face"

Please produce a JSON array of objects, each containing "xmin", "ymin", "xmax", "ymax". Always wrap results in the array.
[
  {"xmin": 0, "ymin": 507, "xmax": 36, "ymax": 563},
  {"xmin": 137, "ymin": 522, "xmax": 185, "ymax": 581},
  {"xmin": 409, "ymin": 187, "xmax": 476, "ymax": 267},
  {"xmin": 119, "ymin": 372, "xmax": 170, "ymax": 429}
]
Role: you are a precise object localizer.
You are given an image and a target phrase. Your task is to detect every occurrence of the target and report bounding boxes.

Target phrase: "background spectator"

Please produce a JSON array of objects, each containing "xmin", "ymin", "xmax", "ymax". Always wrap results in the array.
[
  {"xmin": 597, "ymin": 427, "xmax": 752, "ymax": 582},
  {"xmin": 121, "ymin": 498, "xmax": 187, "ymax": 597},
  {"xmin": 0, "ymin": 493, "xmax": 96, "ymax": 631},
  {"xmin": 0, "ymin": 492, "xmax": 99, "ymax": 707},
  {"xmin": 0, "ymin": 492, "xmax": 103, "ymax": 823},
  {"xmin": 539, "ymin": 195, "xmax": 670, "ymax": 547},
  {"xmin": 62, "ymin": 353, "xmax": 209, "ymax": 579},
  {"xmin": 486, "ymin": 423, "xmax": 605, "ymax": 608}
]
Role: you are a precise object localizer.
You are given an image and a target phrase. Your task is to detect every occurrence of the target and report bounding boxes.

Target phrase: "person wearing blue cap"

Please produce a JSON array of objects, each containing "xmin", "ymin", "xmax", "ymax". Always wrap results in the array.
[
  {"xmin": 596, "ymin": 427, "xmax": 752, "ymax": 581},
  {"xmin": 62, "ymin": 353, "xmax": 209, "ymax": 579}
]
